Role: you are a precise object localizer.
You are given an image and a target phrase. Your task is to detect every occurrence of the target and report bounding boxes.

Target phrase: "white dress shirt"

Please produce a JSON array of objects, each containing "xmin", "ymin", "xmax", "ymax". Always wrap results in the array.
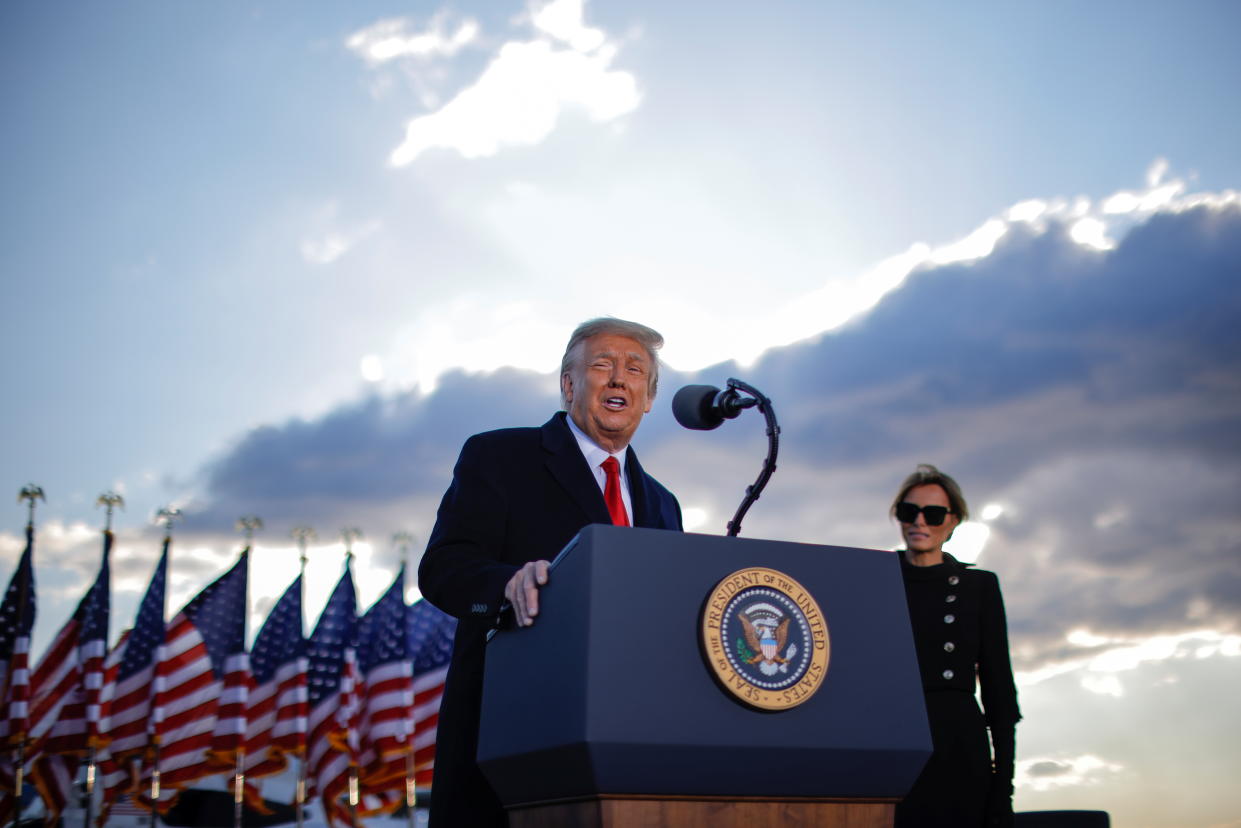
[{"xmin": 564, "ymin": 413, "xmax": 634, "ymax": 525}]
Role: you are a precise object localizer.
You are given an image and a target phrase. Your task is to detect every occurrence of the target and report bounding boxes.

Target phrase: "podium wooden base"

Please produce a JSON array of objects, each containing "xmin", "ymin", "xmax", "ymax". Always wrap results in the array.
[{"xmin": 508, "ymin": 795, "xmax": 895, "ymax": 828}]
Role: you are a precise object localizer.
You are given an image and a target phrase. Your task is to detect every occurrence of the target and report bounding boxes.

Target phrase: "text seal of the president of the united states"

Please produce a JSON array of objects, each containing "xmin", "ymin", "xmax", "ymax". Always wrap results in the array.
[{"xmin": 701, "ymin": 567, "xmax": 830, "ymax": 711}]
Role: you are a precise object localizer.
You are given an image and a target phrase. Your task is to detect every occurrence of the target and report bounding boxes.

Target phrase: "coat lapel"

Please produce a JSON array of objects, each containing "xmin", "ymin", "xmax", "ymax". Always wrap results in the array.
[
  {"xmin": 541, "ymin": 413, "xmax": 612, "ymax": 525},
  {"xmin": 625, "ymin": 445, "xmax": 659, "ymax": 528}
]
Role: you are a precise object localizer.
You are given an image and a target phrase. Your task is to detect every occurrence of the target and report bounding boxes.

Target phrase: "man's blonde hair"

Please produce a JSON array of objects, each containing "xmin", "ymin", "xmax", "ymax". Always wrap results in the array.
[{"xmin": 559, "ymin": 317, "xmax": 664, "ymax": 407}]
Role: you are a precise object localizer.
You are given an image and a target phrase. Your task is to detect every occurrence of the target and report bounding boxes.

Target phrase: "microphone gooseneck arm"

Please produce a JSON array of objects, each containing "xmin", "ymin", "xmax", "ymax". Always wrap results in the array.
[{"xmin": 723, "ymin": 378, "xmax": 779, "ymax": 538}]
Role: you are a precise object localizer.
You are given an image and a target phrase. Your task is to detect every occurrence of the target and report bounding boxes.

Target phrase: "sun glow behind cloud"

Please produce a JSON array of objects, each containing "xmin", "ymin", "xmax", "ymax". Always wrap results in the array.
[
  {"xmin": 680, "ymin": 507, "xmax": 709, "ymax": 531},
  {"xmin": 360, "ymin": 354, "xmax": 385, "ymax": 382},
  {"xmin": 1018, "ymin": 629, "xmax": 1241, "ymax": 694},
  {"xmin": 943, "ymin": 521, "xmax": 990, "ymax": 564},
  {"xmin": 349, "ymin": 159, "xmax": 1241, "ymax": 398},
  {"xmin": 340, "ymin": 0, "xmax": 1241, "ymax": 398},
  {"xmin": 1069, "ymin": 217, "xmax": 1115, "ymax": 251},
  {"xmin": 383, "ymin": 297, "xmax": 567, "ymax": 393}
]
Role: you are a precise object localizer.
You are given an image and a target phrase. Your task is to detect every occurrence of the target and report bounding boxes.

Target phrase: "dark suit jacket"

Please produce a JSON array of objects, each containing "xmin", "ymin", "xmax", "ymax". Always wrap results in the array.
[{"xmin": 418, "ymin": 412, "xmax": 682, "ymax": 827}]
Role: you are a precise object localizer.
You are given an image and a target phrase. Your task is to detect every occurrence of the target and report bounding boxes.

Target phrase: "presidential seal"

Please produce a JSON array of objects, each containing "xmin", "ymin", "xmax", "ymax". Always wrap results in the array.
[{"xmin": 700, "ymin": 567, "xmax": 830, "ymax": 711}]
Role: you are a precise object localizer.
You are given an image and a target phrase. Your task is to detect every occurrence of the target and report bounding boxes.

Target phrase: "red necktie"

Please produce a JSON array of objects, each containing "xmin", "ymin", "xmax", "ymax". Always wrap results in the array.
[{"xmin": 601, "ymin": 456, "xmax": 630, "ymax": 527}]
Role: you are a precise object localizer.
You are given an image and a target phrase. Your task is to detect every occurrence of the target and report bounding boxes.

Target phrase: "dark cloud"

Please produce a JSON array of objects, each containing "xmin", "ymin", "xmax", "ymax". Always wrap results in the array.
[
  {"xmin": 185, "ymin": 367, "xmax": 559, "ymax": 537},
  {"xmin": 179, "ymin": 203, "xmax": 1241, "ymax": 671},
  {"xmin": 683, "ymin": 207, "xmax": 1241, "ymax": 653},
  {"xmin": 754, "ymin": 207, "xmax": 1241, "ymax": 466},
  {"xmin": 1026, "ymin": 760, "xmax": 1073, "ymax": 778}
]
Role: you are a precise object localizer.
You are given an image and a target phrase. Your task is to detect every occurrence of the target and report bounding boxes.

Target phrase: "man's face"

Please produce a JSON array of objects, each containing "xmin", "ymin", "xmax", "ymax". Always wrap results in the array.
[{"xmin": 561, "ymin": 333, "xmax": 654, "ymax": 453}]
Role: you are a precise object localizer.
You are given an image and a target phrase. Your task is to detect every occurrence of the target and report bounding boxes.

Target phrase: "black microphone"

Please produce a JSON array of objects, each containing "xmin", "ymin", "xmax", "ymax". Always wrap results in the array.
[{"xmin": 672, "ymin": 384, "xmax": 757, "ymax": 430}]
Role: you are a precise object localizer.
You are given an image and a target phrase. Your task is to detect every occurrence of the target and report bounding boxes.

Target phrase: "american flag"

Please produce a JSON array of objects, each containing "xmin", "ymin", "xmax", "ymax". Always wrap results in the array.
[
  {"xmin": 407, "ymin": 597, "xmax": 454, "ymax": 789},
  {"xmin": 356, "ymin": 567, "xmax": 413, "ymax": 816},
  {"xmin": 0, "ymin": 523, "xmax": 37, "ymax": 823},
  {"xmin": 240, "ymin": 573, "xmax": 307, "ymax": 807},
  {"xmin": 97, "ymin": 542, "xmax": 168, "ymax": 819},
  {"xmin": 24, "ymin": 528, "xmax": 111, "ymax": 822},
  {"xmin": 306, "ymin": 563, "xmax": 361, "ymax": 827},
  {"xmin": 150, "ymin": 550, "xmax": 249, "ymax": 798},
  {"xmin": 203, "ymin": 550, "xmax": 254, "ymax": 773}
]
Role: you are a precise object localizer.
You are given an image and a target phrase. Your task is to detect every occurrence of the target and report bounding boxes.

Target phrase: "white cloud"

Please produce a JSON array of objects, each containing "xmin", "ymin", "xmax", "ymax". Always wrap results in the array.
[
  {"xmin": 1091, "ymin": 505, "xmax": 1128, "ymax": 530},
  {"xmin": 717, "ymin": 162, "xmax": 1222, "ymax": 371},
  {"xmin": 1066, "ymin": 629, "xmax": 1111, "ymax": 647},
  {"xmin": 1102, "ymin": 182, "xmax": 1185, "ymax": 215},
  {"xmin": 1070, "ymin": 216, "xmax": 1115, "ymax": 250},
  {"xmin": 1146, "ymin": 156, "xmax": 1170, "ymax": 188},
  {"xmin": 1, "ymin": 520, "xmax": 109, "ymax": 609},
  {"xmin": 301, "ymin": 234, "xmax": 352, "ymax": 265},
  {"xmin": 928, "ymin": 218, "xmax": 1008, "ymax": 265},
  {"xmin": 1089, "ymin": 630, "xmax": 1237, "ymax": 673},
  {"xmin": 1019, "ymin": 629, "xmax": 1241, "ymax": 689},
  {"xmin": 1, "ymin": 521, "xmax": 96, "ymax": 560},
  {"xmin": 360, "ymin": 354, "xmax": 385, "ymax": 383},
  {"xmin": 361, "ymin": 161, "xmax": 1239, "ymax": 390},
  {"xmin": 530, "ymin": 0, "xmax": 606, "ymax": 52},
  {"xmin": 383, "ymin": 297, "xmax": 566, "ymax": 393},
  {"xmin": 300, "ymin": 214, "xmax": 382, "ymax": 265},
  {"xmin": 1016, "ymin": 754, "xmax": 1125, "ymax": 792},
  {"xmin": 387, "ymin": 0, "xmax": 639, "ymax": 165},
  {"xmin": 346, "ymin": 15, "xmax": 479, "ymax": 65},
  {"xmin": 1007, "ymin": 199, "xmax": 1048, "ymax": 223},
  {"xmin": 1081, "ymin": 673, "xmax": 1124, "ymax": 697}
]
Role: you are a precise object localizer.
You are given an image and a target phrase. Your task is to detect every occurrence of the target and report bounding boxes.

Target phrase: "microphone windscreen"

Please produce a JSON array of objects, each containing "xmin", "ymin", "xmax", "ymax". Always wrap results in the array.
[{"xmin": 672, "ymin": 384, "xmax": 724, "ymax": 430}]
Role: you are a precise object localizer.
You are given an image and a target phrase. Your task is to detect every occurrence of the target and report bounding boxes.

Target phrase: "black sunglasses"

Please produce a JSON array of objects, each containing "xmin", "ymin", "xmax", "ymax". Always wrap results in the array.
[{"xmin": 895, "ymin": 502, "xmax": 952, "ymax": 526}]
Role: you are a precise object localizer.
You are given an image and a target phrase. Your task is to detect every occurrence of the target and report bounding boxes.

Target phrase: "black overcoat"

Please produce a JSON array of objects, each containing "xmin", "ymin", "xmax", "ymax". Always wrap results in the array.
[
  {"xmin": 418, "ymin": 412, "xmax": 683, "ymax": 827},
  {"xmin": 895, "ymin": 552, "xmax": 1021, "ymax": 828}
]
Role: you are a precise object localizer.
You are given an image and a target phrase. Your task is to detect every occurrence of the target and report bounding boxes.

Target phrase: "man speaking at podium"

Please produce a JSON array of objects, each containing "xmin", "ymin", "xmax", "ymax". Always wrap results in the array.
[{"xmin": 419, "ymin": 317, "xmax": 684, "ymax": 827}]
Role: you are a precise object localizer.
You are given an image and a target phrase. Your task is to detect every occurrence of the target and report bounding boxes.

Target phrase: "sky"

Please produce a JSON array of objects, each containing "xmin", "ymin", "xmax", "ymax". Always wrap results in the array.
[{"xmin": 2, "ymin": 1, "xmax": 1240, "ymax": 826}]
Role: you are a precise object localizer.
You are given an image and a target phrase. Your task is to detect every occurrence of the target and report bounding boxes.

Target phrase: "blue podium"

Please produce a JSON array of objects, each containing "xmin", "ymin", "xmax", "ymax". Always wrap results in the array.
[{"xmin": 478, "ymin": 525, "xmax": 930, "ymax": 827}]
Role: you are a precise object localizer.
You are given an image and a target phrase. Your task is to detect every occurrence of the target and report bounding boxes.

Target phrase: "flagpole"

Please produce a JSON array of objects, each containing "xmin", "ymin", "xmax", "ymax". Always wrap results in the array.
[
  {"xmin": 149, "ymin": 507, "xmax": 180, "ymax": 828},
  {"xmin": 11, "ymin": 484, "xmax": 43, "ymax": 825},
  {"xmin": 290, "ymin": 526, "xmax": 315, "ymax": 828},
  {"xmin": 84, "ymin": 492, "xmax": 123, "ymax": 828},
  {"xmin": 392, "ymin": 531, "xmax": 418, "ymax": 828},
  {"xmin": 232, "ymin": 517, "xmax": 262, "ymax": 828},
  {"xmin": 341, "ymin": 529, "xmax": 362, "ymax": 828}
]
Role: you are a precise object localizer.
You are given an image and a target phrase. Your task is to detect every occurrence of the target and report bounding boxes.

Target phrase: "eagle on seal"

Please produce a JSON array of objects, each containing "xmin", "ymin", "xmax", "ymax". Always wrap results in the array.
[{"xmin": 741, "ymin": 615, "xmax": 790, "ymax": 665}]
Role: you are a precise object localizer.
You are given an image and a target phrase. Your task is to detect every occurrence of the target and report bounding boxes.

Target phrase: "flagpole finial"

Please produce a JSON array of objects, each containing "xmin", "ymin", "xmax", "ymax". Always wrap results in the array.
[
  {"xmin": 235, "ymin": 515, "xmax": 264, "ymax": 546},
  {"xmin": 96, "ymin": 491, "xmax": 125, "ymax": 531},
  {"xmin": 292, "ymin": 526, "xmax": 316, "ymax": 570},
  {"xmin": 155, "ymin": 506, "xmax": 183, "ymax": 540},
  {"xmin": 341, "ymin": 527, "xmax": 363, "ymax": 563},
  {"xmin": 18, "ymin": 483, "xmax": 45, "ymax": 527},
  {"xmin": 392, "ymin": 531, "xmax": 415, "ymax": 569}
]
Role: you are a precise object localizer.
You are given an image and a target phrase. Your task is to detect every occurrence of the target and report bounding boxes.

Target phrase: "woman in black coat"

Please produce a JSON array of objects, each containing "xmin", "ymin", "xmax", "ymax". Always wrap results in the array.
[{"xmin": 891, "ymin": 464, "xmax": 1021, "ymax": 828}]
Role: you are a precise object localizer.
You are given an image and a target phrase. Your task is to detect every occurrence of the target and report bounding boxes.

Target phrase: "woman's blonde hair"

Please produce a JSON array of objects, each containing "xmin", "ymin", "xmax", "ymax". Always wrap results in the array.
[{"xmin": 890, "ymin": 463, "xmax": 970, "ymax": 521}]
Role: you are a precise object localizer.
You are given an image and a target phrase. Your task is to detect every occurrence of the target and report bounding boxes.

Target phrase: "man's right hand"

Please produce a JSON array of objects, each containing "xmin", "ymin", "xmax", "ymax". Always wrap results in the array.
[{"xmin": 504, "ymin": 559, "xmax": 550, "ymax": 627}]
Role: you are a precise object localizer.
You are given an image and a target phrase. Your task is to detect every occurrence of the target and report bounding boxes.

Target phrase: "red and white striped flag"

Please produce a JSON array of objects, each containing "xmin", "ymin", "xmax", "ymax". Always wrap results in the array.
[
  {"xmin": 356, "ymin": 567, "xmax": 413, "ymax": 816},
  {"xmin": 97, "ymin": 542, "xmax": 168, "ymax": 822},
  {"xmin": 306, "ymin": 563, "xmax": 361, "ymax": 826},
  {"xmin": 0, "ymin": 524, "xmax": 38, "ymax": 824},
  {"xmin": 148, "ymin": 550, "xmax": 249, "ymax": 798},
  {"xmin": 24, "ymin": 528, "xmax": 110, "ymax": 822},
  {"xmin": 407, "ymin": 597, "xmax": 454, "ymax": 790},
  {"xmin": 239, "ymin": 573, "xmax": 307, "ymax": 809}
]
